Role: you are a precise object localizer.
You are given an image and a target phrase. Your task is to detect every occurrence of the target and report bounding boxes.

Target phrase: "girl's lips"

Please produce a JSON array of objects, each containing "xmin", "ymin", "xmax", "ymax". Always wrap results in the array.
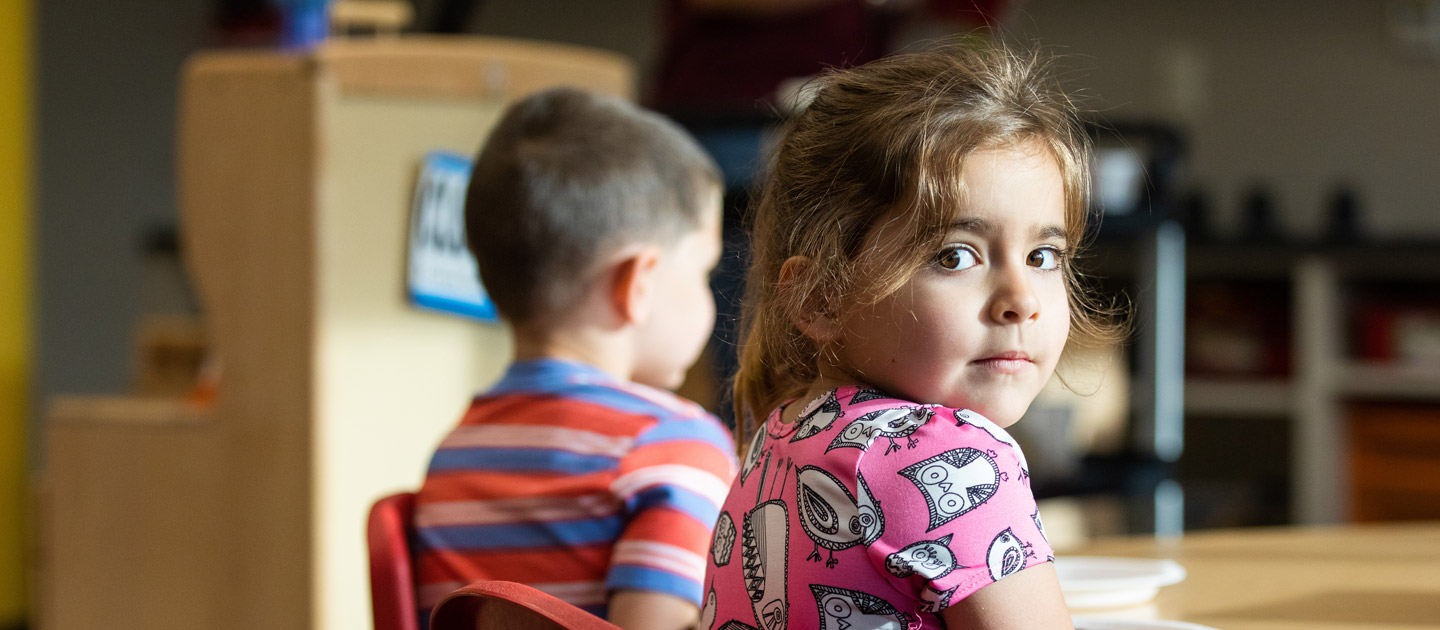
[
  {"xmin": 973, "ymin": 352, "xmax": 1033, "ymax": 374},
  {"xmin": 983, "ymin": 351, "xmax": 1031, "ymax": 361}
]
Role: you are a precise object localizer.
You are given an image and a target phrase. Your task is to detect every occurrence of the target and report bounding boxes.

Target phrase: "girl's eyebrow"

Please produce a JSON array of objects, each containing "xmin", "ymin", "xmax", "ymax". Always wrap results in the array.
[
  {"xmin": 949, "ymin": 217, "xmax": 992, "ymax": 235},
  {"xmin": 948, "ymin": 218, "xmax": 1068, "ymax": 241},
  {"xmin": 1036, "ymin": 225, "xmax": 1067, "ymax": 241}
]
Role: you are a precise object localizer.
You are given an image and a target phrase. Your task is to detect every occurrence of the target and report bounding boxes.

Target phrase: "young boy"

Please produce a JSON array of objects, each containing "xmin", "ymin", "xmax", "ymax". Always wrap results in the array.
[{"xmin": 413, "ymin": 88, "xmax": 737, "ymax": 630}]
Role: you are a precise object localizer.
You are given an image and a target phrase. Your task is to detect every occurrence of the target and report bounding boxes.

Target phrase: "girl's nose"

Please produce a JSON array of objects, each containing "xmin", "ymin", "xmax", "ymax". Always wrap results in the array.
[{"xmin": 989, "ymin": 266, "xmax": 1041, "ymax": 324}]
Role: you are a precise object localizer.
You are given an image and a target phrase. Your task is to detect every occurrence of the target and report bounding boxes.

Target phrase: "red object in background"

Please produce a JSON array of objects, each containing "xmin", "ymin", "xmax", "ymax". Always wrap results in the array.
[
  {"xmin": 652, "ymin": 0, "xmax": 1023, "ymax": 115},
  {"xmin": 1354, "ymin": 302, "xmax": 1440, "ymax": 363},
  {"xmin": 652, "ymin": 0, "xmax": 890, "ymax": 114},
  {"xmin": 1186, "ymin": 280, "xmax": 1293, "ymax": 378},
  {"xmin": 926, "ymin": 0, "xmax": 1020, "ymax": 28},
  {"xmin": 212, "ymin": 0, "xmax": 281, "ymax": 46},
  {"xmin": 1357, "ymin": 303, "xmax": 1401, "ymax": 361}
]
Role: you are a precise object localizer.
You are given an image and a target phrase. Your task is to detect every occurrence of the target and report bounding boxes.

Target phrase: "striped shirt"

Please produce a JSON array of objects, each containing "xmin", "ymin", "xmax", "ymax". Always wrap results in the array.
[{"xmin": 413, "ymin": 358, "xmax": 738, "ymax": 628}]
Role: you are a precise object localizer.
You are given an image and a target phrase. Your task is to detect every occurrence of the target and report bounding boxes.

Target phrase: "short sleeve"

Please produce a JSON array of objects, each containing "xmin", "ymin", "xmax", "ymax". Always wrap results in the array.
[
  {"xmin": 606, "ymin": 412, "xmax": 739, "ymax": 605},
  {"xmin": 856, "ymin": 406, "xmax": 1052, "ymax": 613}
]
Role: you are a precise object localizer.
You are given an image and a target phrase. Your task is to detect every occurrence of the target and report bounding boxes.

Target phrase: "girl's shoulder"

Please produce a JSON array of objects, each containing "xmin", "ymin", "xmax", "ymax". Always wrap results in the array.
[
  {"xmin": 818, "ymin": 387, "xmax": 1028, "ymax": 469},
  {"xmin": 757, "ymin": 384, "xmax": 1031, "ymax": 484}
]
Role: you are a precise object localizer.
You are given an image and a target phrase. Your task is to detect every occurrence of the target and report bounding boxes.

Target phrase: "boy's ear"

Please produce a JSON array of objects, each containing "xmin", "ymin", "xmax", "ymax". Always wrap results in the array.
[
  {"xmin": 611, "ymin": 246, "xmax": 663, "ymax": 325},
  {"xmin": 780, "ymin": 255, "xmax": 841, "ymax": 344}
]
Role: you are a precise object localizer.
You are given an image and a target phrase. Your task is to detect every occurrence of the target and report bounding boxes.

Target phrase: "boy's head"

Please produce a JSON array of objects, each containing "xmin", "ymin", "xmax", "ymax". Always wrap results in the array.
[{"xmin": 465, "ymin": 87, "xmax": 722, "ymax": 387}]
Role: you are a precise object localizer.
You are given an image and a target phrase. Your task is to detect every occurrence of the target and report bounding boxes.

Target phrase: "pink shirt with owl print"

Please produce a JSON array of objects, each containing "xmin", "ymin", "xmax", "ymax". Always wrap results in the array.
[{"xmin": 701, "ymin": 385, "xmax": 1053, "ymax": 630}]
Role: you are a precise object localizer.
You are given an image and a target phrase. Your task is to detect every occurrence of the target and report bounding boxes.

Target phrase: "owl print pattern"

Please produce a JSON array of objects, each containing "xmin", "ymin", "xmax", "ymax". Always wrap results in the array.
[
  {"xmin": 712, "ymin": 511, "xmax": 737, "ymax": 566},
  {"xmin": 896, "ymin": 448, "xmax": 1000, "ymax": 531},
  {"xmin": 790, "ymin": 390, "xmax": 845, "ymax": 442},
  {"xmin": 794, "ymin": 466, "xmax": 884, "ymax": 567},
  {"xmin": 703, "ymin": 386, "xmax": 1052, "ymax": 630},
  {"xmin": 810, "ymin": 584, "xmax": 910, "ymax": 630},
  {"xmin": 884, "ymin": 533, "xmax": 960, "ymax": 580},
  {"xmin": 827, "ymin": 405, "xmax": 935, "ymax": 454}
]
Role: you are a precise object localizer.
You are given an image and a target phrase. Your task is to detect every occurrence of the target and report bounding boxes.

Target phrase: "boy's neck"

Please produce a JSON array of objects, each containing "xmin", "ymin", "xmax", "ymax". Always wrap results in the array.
[{"xmin": 512, "ymin": 326, "xmax": 635, "ymax": 383}]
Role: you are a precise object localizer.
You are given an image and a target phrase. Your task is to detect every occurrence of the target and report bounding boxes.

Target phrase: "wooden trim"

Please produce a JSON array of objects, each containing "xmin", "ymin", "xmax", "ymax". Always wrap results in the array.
[
  {"xmin": 47, "ymin": 396, "xmax": 211, "ymax": 428},
  {"xmin": 316, "ymin": 36, "xmax": 635, "ymax": 100},
  {"xmin": 178, "ymin": 53, "xmax": 321, "ymax": 630}
]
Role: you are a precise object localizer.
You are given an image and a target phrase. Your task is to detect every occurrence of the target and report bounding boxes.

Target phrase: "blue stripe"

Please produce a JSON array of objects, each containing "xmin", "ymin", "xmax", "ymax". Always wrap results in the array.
[
  {"xmin": 483, "ymin": 360, "xmax": 716, "ymax": 424},
  {"xmin": 628, "ymin": 485, "xmax": 720, "ymax": 526},
  {"xmin": 415, "ymin": 516, "xmax": 624, "ymax": 552},
  {"xmin": 493, "ymin": 382, "xmax": 686, "ymax": 420},
  {"xmin": 606, "ymin": 565, "xmax": 702, "ymax": 606},
  {"xmin": 428, "ymin": 447, "xmax": 618, "ymax": 475},
  {"xmin": 633, "ymin": 416, "xmax": 733, "ymax": 452},
  {"xmin": 485, "ymin": 359, "xmax": 613, "ymax": 395}
]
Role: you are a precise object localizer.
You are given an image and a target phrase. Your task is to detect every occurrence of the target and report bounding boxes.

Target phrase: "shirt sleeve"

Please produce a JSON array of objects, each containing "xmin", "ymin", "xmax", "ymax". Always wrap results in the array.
[
  {"xmin": 606, "ymin": 412, "xmax": 739, "ymax": 605},
  {"xmin": 856, "ymin": 407, "xmax": 1053, "ymax": 613}
]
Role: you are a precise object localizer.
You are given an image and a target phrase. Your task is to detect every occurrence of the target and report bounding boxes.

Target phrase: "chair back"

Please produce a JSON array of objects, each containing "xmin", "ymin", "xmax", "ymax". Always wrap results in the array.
[
  {"xmin": 368, "ymin": 492, "xmax": 420, "ymax": 630},
  {"xmin": 430, "ymin": 581, "xmax": 622, "ymax": 630}
]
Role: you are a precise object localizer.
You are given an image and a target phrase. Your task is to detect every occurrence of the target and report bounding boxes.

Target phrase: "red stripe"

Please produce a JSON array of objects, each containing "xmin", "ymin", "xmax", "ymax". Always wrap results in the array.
[
  {"xmin": 619, "ymin": 507, "xmax": 712, "ymax": 552},
  {"xmin": 419, "ymin": 469, "xmax": 617, "ymax": 502},
  {"xmin": 461, "ymin": 396, "xmax": 655, "ymax": 436},
  {"xmin": 620, "ymin": 441, "xmax": 736, "ymax": 478}
]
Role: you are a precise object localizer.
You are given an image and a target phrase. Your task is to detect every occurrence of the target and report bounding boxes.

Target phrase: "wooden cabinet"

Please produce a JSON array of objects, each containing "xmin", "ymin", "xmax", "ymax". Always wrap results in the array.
[{"xmin": 1348, "ymin": 401, "xmax": 1440, "ymax": 522}]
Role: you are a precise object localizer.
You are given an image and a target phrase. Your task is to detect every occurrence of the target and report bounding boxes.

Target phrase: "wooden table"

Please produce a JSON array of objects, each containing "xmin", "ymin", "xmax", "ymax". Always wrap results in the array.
[{"xmin": 1068, "ymin": 522, "xmax": 1440, "ymax": 629}]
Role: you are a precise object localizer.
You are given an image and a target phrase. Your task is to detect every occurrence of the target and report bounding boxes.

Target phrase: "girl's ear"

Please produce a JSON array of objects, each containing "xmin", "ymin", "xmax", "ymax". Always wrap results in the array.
[
  {"xmin": 780, "ymin": 255, "xmax": 841, "ymax": 344},
  {"xmin": 611, "ymin": 246, "xmax": 663, "ymax": 325}
]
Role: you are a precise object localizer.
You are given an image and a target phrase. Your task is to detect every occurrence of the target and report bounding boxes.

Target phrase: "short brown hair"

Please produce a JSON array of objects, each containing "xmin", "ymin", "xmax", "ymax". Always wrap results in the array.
[
  {"xmin": 733, "ymin": 42, "xmax": 1125, "ymax": 439},
  {"xmin": 465, "ymin": 87, "xmax": 719, "ymax": 328}
]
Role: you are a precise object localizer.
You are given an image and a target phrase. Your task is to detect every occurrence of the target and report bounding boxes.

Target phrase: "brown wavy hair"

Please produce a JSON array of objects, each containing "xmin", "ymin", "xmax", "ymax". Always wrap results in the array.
[{"xmin": 732, "ymin": 41, "xmax": 1125, "ymax": 447}]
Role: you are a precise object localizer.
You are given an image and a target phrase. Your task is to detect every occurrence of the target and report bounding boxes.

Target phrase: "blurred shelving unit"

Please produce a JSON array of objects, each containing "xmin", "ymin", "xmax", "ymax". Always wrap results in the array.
[
  {"xmin": 1183, "ymin": 378, "xmax": 1293, "ymax": 418},
  {"xmin": 1030, "ymin": 119, "xmax": 1440, "ymax": 536},
  {"xmin": 1182, "ymin": 242, "xmax": 1440, "ymax": 526}
]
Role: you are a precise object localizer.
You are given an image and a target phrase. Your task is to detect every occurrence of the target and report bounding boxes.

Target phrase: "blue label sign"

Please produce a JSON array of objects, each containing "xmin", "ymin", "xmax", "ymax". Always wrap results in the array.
[{"xmin": 406, "ymin": 152, "xmax": 499, "ymax": 322}]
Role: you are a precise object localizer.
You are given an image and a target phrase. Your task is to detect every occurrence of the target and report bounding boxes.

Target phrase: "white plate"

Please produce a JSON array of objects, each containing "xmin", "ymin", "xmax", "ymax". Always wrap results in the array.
[
  {"xmin": 1072, "ymin": 617, "xmax": 1218, "ymax": 630},
  {"xmin": 1055, "ymin": 556, "xmax": 1187, "ymax": 609}
]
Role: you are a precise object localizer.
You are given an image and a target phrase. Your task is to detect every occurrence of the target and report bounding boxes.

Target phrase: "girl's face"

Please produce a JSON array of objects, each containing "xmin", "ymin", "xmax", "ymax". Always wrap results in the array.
[{"xmin": 821, "ymin": 140, "xmax": 1071, "ymax": 427}]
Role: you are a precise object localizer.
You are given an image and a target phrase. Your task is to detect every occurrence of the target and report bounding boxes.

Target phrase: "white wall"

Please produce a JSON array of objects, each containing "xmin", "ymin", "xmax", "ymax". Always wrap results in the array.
[{"xmin": 1011, "ymin": 0, "xmax": 1440, "ymax": 238}]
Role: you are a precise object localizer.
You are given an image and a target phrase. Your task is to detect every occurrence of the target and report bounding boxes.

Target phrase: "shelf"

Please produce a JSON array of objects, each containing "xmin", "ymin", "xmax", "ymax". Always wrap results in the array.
[
  {"xmin": 1337, "ymin": 362, "xmax": 1440, "ymax": 401},
  {"xmin": 1185, "ymin": 378, "xmax": 1293, "ymax": 417}
]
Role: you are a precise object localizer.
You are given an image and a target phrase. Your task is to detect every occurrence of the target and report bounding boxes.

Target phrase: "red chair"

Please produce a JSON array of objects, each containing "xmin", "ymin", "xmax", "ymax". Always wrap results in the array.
[
  {"xmin": 368, "ymin": 492, "xmax": 420, "ymax": 630},
  {"xmin": 430, "ymin": 581, "xmax": 622, "ymax": 630}
]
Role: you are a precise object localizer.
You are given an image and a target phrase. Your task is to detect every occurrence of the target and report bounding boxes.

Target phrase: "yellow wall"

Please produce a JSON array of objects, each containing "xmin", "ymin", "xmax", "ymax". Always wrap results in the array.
[{"xmin": 0, "ymin": 0, "xmax": 31, "ymax": 624}]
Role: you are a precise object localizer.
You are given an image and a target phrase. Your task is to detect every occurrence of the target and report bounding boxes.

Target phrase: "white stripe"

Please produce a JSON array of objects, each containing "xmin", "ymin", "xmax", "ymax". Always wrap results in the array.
[
  {"xmin": 611, "ymin": 541, "xmax": 706, "ymax": 578},
  {"xmin": 443, "ymin": 425, "xmax": 634, "ymax": 458},
  {"xmin": 415, "ymin": 494, "xmax": 621, "ymax": 528},
  {"xmin": 611, "ymin": 465, "xmax": 731, "ymax": 505}
]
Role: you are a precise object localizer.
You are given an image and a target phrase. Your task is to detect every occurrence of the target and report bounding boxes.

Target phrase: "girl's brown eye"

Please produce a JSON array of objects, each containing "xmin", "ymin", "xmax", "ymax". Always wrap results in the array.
[
  {"xmin": 937, "ymin": 246, "xmax": 977, "ymax": 271},
  {"xmin": 1027, "ymin": 248, "xmax": 1062, "ymax": 270}
]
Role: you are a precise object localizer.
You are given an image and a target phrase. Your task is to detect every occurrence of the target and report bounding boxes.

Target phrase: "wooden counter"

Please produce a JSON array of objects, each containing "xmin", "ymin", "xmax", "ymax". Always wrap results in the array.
[{"xmin": 1070, "ymin": 522, "xmax": 1440, "ymax": 629}]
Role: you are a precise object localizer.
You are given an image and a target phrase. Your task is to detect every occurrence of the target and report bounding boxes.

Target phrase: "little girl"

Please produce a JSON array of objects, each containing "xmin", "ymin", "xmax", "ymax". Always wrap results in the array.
[{"xmin": 701, "ymin": 43, "xmax": 1121, "ymax": 630}]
